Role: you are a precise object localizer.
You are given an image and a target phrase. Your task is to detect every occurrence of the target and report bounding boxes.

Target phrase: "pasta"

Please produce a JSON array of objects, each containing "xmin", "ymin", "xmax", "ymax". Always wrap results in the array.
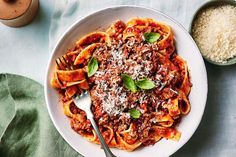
[{"xmin": 51, "ymin": 18, "xmax": 192, "ymax": 151}]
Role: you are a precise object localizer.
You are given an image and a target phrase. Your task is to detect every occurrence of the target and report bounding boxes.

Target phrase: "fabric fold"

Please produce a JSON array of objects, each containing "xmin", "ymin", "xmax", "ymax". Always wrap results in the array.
[
  {"xmin": 0, "ymin": 74, "xmax": 16, "ymax": 139},
  {"xmin": 0, "ymin": 74, "xmax": 81, "ymax": 157}
]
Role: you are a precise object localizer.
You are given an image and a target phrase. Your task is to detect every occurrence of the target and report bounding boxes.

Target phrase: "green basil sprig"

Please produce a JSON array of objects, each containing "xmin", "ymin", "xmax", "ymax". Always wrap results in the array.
[
  {"xmin": 136, "ymin": 78, "xmax": 155, "ymax": 90},
  {"xmin": 144, "ymin": 32, "xmax": 161, "ymax": 43},
  {"xmin": 121, "ymin": 74, "xmax": 137, "ymax": 93},
  {"xmin": 88, "ymin": 57, "xmax": 98, "ymax": 77},
  {"xmin": 121, "ymin": 74, "xmax": 155, "ymax": 92},
  {"xmin": 129, "ymin": 109, "xmax": 141, "ymax": 119}
]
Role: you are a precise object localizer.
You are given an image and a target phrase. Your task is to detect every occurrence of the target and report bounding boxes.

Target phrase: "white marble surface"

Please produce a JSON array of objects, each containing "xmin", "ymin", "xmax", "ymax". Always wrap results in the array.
[{"xmin": 1, "ymin": 0, "xmax": 236, "ymax": 156}]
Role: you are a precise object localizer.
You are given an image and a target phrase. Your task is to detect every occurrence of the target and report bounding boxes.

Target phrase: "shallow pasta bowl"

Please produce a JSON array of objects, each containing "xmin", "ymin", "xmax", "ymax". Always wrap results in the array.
[{"xmin": 44, "ymin": 6, "xmax": 208, "ymax": 157}]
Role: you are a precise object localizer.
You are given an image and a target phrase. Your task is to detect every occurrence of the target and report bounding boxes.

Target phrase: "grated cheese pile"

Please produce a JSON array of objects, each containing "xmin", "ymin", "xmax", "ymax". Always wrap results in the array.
[
  {"xmin": 192, "ymin": 5, "xmax": 236, "ymax": 63},
  {"xmin": 91, "ymin": 38, "xmax": 168, "ymax": 116}
]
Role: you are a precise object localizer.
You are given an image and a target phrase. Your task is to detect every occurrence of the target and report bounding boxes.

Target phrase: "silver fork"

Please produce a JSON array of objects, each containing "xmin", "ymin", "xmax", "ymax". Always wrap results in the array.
[
  {"xmin": 56, "ymin": 55, "xmax": 117, "ymax": 157},
  {"xmin": 73, "ymin": 92, "xmax": 117, "ymax": 157}
]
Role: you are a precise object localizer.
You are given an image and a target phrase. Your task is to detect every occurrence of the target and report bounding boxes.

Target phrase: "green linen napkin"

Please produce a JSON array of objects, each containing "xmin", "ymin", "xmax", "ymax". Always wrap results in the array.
[{"xmin": 0, "ymin": 74, "xmax": 82, "ymax": 157}]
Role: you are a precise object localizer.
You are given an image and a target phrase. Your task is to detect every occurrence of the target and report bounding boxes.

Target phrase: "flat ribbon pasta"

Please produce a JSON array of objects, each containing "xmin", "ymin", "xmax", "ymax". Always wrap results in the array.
[{"xmin": 50, "ymin": 18, "xmax": 192, "ymax": 151}]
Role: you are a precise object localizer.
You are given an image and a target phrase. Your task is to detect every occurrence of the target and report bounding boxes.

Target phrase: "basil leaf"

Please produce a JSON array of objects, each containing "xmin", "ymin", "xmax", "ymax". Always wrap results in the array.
[
  {"xmin": 144, "ymin": 32, "xmax": 161, "ymax": 43},
  {"xmin": 129, "ymin": 109, "xmax": 141, "ymax": 119},
  {"xmin": 88, "ymin": 57, "xmax": 98, "ymax": 77},
  {"xmin": 121, "ymin": 74, "xmax": 137, "ymax": 93},
  {"xmin": 136, "ymin": 78, "xmax": 155, "ymax": 90}
]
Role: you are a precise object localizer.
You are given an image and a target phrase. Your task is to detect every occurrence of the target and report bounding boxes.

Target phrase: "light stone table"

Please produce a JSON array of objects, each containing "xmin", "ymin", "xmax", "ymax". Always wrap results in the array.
[{"xmin": 0, "ymin": 0, "xmax": 235, "ymax": 156}]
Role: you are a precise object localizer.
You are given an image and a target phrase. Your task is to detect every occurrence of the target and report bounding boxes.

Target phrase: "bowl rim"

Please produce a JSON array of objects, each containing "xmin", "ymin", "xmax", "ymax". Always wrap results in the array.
[
  {"xmin": 44, "ymin": 5, "xmax": 208, "ymax": 157},
  {"xmin": 189, "ymin": 0, "xmax": 236, "ymax": 66}
]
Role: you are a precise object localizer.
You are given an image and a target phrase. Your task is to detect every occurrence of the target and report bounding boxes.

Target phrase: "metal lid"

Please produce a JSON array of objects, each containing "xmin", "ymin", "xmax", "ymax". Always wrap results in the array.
[{"xmin": 0, "ymin": 0, "xmax": 32, "ymax": 20}]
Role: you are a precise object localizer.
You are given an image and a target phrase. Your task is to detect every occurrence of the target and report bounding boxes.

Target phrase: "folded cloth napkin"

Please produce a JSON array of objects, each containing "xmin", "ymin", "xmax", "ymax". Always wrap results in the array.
[{"xmin": 0, "ymin": 74, "xmax": 81, "ymax": 157}]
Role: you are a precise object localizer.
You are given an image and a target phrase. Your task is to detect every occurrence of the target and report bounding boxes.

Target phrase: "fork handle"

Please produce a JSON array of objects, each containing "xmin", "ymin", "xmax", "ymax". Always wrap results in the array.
[{"xmin": 88, "ymin": 115, "xmax": 117, "ymax": 157}]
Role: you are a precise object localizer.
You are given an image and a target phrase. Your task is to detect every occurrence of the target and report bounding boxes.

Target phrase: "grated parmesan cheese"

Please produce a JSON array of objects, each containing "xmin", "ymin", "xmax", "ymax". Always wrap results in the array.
[
  {"xmin": 192, "ymin": 5, "xmax": 236, "ymax": 63},
  {"xmin": 91, "ymin": 37, "xmax": 174, "ymax": 116}
]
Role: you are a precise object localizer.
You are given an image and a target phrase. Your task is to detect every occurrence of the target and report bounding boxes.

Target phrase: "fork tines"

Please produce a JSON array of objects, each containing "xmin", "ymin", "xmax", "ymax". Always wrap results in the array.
[{"xmin": 56, "ymin": 54, "xmax": 75, "ymax": 70}]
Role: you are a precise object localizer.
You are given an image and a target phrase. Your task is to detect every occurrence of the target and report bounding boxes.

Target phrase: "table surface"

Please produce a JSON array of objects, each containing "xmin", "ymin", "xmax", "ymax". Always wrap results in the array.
[{"xmin": 0, "ymin": 0, "xmax": 236, "ymax": 157}]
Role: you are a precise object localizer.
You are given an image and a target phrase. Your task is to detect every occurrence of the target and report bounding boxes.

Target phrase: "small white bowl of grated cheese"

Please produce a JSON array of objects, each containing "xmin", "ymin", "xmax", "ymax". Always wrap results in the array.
[{"xmin": 191, "ymin": 0, "xmax": 236, "ymax": 65}]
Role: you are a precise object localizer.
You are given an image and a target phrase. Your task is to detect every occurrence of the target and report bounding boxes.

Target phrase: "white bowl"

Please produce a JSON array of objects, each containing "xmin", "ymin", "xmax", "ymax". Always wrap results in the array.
[{"xmin": 45, "ymin": 6, "xmax": 208, "ymax": 157}]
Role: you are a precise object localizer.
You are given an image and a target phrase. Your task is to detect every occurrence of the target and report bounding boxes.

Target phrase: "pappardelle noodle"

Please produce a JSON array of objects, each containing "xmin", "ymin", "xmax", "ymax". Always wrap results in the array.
[{"xmin": 51, "ymin": 18, "xmax": 192, "ymax": 151}]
